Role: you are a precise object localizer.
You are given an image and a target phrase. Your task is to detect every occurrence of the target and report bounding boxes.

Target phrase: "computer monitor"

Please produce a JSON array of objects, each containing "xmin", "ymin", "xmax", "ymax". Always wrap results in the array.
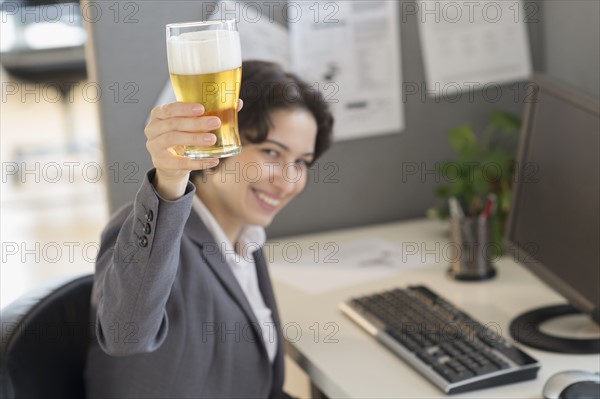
[{"xmin": 504, "ymin": 75, "xmax": 600, "ymax": 354}]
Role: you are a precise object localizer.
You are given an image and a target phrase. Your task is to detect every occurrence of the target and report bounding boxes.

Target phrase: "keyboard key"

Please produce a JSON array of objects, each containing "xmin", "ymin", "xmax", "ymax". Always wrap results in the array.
[{"xmin": 433, "ymin": 364, "xmax": 459, "ymax": 382}]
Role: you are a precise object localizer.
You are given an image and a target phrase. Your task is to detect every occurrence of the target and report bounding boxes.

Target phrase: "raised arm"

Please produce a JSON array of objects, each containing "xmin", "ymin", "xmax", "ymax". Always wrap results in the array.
[{"xmin": 92, "ymin": 101, "xmax": 230, "ymax": 356}]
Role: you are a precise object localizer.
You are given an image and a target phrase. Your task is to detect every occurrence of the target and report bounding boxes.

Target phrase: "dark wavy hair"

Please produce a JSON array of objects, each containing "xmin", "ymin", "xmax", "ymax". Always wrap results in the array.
[
  {"xmin": 191, "ymin": 60, "xmax": 334, "ymax": 180},
  {"xmin": 237, "ymin": 60, "xmax": 334, "ymax": 159}
]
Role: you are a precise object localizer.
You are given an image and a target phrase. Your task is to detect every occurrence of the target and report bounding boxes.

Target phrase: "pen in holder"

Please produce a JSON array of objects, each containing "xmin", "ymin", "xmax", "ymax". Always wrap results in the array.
[{"xmin": 447, "ymin": 196, "xmax": 497, "ymax": 281}]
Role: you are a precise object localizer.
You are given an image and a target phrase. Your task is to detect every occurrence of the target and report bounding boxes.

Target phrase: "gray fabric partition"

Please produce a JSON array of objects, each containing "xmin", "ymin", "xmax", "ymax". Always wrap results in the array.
[{"xmin": 85, "ymin": 0, "xmax": 550, "ymax": 238}]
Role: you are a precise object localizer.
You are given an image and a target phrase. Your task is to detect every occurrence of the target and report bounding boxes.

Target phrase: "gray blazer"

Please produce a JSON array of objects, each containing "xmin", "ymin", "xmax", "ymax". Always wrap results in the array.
[{"xmin": 84, "ymin": 170, "xmax": 286, "ymax": 398}]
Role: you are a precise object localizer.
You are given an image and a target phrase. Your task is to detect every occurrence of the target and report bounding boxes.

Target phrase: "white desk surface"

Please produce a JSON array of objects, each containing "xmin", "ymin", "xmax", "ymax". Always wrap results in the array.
[{"xmin": 269, "ymin": 219, "xmax": 600, "ymax": 398}]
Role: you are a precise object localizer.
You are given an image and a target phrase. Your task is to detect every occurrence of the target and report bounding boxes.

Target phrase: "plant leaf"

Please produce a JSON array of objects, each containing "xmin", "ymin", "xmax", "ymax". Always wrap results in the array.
[
  {"xmin": 491, "ymin": 111, "xmax": 521, "ymax": 134},
  {"xmin": 448, "ymin": 125, "xmax": 478, "ymax": 157},
  {"xmin": 481, "ymin": 150, "xmax": 511, "ymax": 186},
  {"xmin": 435, "ymin": 186, "xmax": 451, "ymax": 198}
]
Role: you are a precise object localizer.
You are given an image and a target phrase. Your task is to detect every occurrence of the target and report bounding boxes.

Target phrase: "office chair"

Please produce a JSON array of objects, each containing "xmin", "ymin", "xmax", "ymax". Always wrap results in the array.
[{"xmin": 0, "ymin": 274, "xmax": 93, "ymax": 399}]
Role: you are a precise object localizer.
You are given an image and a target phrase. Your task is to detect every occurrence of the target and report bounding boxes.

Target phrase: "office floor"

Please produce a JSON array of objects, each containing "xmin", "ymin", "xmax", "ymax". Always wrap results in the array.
[{"xmin": 0, "ymin": 65, "xmax": 310, "ymax": 397}]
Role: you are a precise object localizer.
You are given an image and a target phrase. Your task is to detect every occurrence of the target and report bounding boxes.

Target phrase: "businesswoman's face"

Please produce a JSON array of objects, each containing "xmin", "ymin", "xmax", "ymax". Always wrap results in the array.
[{"xmin": 196, "ymin": 108, "xmax": 318, "ymax": 233}]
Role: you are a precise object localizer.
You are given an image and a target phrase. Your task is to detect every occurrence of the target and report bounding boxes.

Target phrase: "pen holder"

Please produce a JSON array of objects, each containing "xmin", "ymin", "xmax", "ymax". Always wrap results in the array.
[{"xmin": 447, "ymin": 216, "xmax": 496, "ymax": 281}]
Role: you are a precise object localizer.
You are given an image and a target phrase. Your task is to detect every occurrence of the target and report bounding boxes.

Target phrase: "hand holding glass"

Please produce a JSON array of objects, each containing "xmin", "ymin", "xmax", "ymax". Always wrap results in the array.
[{"xmin": 166, "ymin": 20, "xmax": 242, "ymax": 159}]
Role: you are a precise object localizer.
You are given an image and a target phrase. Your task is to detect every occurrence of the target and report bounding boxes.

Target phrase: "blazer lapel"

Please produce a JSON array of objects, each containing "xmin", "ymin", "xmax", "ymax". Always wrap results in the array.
[
  {"xmin": 184, "ymin": 210, "xmax": 268, "ymax": 357},
  {"xmin": 253, "ymin": 249, "xmax": 281, "ymax": 327},
  {"xmin": 253, "ymin": 249, "xmax": 285, "ymax": 396}
]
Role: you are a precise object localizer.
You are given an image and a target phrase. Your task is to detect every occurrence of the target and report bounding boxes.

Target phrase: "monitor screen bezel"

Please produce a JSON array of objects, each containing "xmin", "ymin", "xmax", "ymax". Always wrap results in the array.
[{"xmin": 503, "ymin": 75, "xmax": 600, "ymax": 324}]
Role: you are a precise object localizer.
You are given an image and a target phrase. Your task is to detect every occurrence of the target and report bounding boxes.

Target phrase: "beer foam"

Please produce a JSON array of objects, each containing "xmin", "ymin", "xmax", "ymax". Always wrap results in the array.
[{"xmin": 167, "ymin": 30, "xmax": 241, "ymax": 75}]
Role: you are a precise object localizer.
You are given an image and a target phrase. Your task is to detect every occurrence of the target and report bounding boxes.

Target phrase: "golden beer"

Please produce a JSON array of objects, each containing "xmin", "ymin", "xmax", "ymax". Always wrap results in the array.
[
  {"xmin": 170, "ymin": 67, "xmax": 242, "ymax": 158},
  {"xmin": 166, "ymin": 21, "xmax": 242, "ymax": 159}
]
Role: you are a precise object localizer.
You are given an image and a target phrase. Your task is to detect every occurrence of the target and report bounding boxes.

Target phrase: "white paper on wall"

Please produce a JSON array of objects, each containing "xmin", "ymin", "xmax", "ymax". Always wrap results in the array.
[
  {"xmin": 417, "ymin": 0, "xmax": 532, "ymax": 97},
  {"xmin": 290, "ymin": 0, "xmax": 405, "ymax": 141}
]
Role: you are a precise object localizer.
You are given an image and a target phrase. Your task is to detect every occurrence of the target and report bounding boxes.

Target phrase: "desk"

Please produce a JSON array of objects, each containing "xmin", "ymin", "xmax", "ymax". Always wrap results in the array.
[{"xmin": 269, "ymin": 219, "xmax": 600, "ymax": 398}]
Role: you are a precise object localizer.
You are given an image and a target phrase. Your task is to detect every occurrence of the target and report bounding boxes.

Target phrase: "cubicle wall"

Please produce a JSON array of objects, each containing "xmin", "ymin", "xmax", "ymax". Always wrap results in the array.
[
  {"xmin": 85, "ymin": 0, "xmax": 559, "ymax": 238},
  {"xmin": 542, "ymin": 0, "xmax": 600, "ymax": 99}
]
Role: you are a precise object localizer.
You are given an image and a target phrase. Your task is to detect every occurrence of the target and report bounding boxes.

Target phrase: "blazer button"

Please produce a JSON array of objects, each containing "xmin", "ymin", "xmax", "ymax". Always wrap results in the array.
[
  {"xmin": 143, "ymin": 223, "xmax": 151, "ymax": 235},
  {"xmin": 145, "ymin": 210, "xmax": 153, "ymax": 222},
  {"xmin": 138, "ymin": 236, "xmax": 148, "ymax": 248}
]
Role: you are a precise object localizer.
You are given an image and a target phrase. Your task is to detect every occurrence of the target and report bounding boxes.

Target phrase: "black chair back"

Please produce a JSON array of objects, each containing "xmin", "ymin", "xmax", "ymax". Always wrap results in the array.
[{"xmin": 0, "ymin": 275, "xmax": 93, "ymax": 398}]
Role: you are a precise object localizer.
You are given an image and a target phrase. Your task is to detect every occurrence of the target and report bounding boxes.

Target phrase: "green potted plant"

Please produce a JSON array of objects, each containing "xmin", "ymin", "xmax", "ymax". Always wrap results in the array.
[{"xmin": 427, "ymin": 110, "xmax": 521, "ymax": 255}]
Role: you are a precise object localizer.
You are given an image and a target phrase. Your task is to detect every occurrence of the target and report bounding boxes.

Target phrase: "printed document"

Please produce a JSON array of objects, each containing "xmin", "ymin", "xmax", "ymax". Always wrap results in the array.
[{"xmin": 417, "ymin": 0, "xmax": 532, "ymax": 96}]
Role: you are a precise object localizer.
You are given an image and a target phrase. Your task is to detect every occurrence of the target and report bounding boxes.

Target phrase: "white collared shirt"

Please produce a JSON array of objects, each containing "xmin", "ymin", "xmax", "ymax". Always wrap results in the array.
[{"xmin": 192, "ymin": 196, "xmax": 277, "ymax": 363}]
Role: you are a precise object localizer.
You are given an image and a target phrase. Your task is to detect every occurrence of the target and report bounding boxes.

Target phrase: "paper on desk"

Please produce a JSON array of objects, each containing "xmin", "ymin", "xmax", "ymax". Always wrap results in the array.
[
  {"xmin": 417, "ymin": 0, "xmax": 532, "ymax": 96},
  {"xmin": 269, "ymin": 238, "xmax": 433, "ymax": 294}
]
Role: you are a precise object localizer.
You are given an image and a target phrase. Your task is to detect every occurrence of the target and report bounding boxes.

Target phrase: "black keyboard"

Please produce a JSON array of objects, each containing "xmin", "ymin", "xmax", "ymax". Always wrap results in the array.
[{"xmin": 340, "ymin": 285, "xmax": 540, "ymax": 394}]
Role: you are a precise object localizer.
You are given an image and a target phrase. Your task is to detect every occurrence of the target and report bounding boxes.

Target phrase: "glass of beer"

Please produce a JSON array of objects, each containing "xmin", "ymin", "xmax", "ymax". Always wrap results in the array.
[{"xmin": 166, "ymin": 20, "xmax": 242, "ymax": 158}]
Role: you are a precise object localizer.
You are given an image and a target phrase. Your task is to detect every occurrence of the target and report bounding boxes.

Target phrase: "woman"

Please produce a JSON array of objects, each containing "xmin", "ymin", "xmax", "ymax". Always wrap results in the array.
[{"xmin": 84, "ymin": 61, "xmax": 334, "ymax": 398}]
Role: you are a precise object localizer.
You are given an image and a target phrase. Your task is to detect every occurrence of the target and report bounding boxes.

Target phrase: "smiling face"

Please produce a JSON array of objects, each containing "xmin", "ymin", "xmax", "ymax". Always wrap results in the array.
[{"xmin": 195, "ymin": 108, "xmax": 318, "ymax": 242}]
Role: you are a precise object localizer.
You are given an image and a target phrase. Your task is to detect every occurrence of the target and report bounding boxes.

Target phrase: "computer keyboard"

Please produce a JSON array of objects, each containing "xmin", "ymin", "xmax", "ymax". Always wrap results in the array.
[{"xmin": 340, "ymin": 285, "xmax": 540, "ymax": 394}]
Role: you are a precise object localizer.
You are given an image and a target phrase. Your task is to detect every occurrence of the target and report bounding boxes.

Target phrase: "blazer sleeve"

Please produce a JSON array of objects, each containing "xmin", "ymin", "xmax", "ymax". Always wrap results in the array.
[{"xmin": 92, "ymin": 169, "xmax": 196, "ymax": 356}]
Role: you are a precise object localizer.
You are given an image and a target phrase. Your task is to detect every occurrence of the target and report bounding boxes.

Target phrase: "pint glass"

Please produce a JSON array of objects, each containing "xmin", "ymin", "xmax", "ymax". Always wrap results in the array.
[{"xmin": 166, "ymin": 20, "xmax": 242, "ymax": 158}]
